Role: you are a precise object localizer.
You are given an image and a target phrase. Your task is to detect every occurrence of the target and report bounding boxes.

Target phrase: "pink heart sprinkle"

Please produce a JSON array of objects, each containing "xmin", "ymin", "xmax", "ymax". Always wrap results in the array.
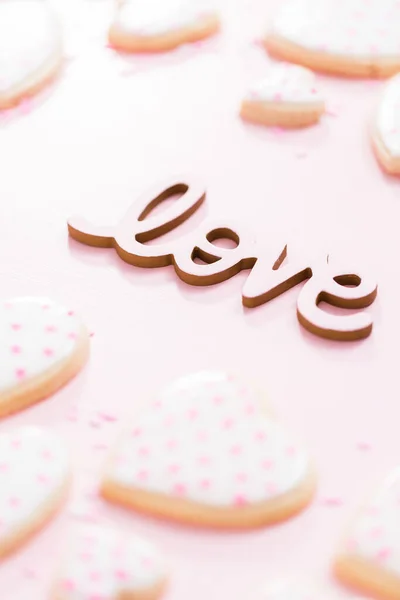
[
  {"xmin": 68, "ymin": 332, "xmax": 77, "ymax": 340},
  {"xmin": 255, "ymin": 430, "xmax": 267, "ymax": 441},
  {"xmin": 222, "ymin": 418, "xmax": 234, "ymax": 429},
  {"xmin": 67, "ymin": 310, "xmax": 74, "ymax": 316},
  {"xmin": 230, "ymin": 444, "xmax": 242, "ymax": 455},
  {"xmin": 198, "ymin": 455, "xmax": 211, "ymax": 465},
  {"xmin": 187, "ymin": 408, "xmax": 198, "ymax": 420},
  {"xmin": 131, "ymin": 427, "xmax": 142, "ymax": 437},
  {"xmin": 45, "ymin": 325, "xmax": 57, "ymax": 333},
  {"xmin": 200, "ymin": 478, "xmax": 211, "ymax": 489},
  {"xmin": 236, "ymin": 472, "xmax": 247, "ymax": 483},
  {"xmin": 377, "ymin": 547, "xmax": 391, "ymax": 561},
  {"xmin": 37, "ymin": 474, "xmax": 49, "ymax": 484},
  {"xmin": 115, "ymin": 569, "xmax": 128, "ymax": 581},
  {"xmin": 11, "ymin": 345, "xmax": 21, "ymax": 354},
  {"xmin": 63, "ymin": 579, "xmax": 75, "ymax": 591},
  {"xmin": 9, "ymin": 497, "xmax": 20, "ymax": 507},
  {"xmin": 234, "ymin": 494, "xmax": 248, "ymax": 507},
  {"xmin": 213, "ymin": 395, "xmax": 224, "ymax": 405},
  {"xmin": 11, "ymin": 323, "xmax": 21, "ymax": 331},
  {"xmin": 168, "ymin": 464, "xmax": 180, "ymax": 474},
  {"xmin": 173, "ymin": 483, "xmax": 186, "ymax": 496},
  {"xmin": 262, "ymin": 459, "xmax": 274, "ymax": 469},
  {"xmin": 137, "ymin": 470, "xmax": 148, "ymax": 481},
  {"xmin": 43, "ymin": 348, "xmax": 54, "ymax": 357},
  {"xmin": 15, "ymin": 368, "xmax": 26, "ymax": 380}
]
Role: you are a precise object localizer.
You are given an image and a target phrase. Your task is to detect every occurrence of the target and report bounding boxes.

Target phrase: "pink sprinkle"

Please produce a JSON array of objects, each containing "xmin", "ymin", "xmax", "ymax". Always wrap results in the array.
[
  {"xmin": 0, "ymin": 463, "xmax": 8, "ymax": 472},
  {"xmin": 236, "ymin": 472, "xmax": 247, "ymax": 483},
  {"xmin": 152, "ymin": 400, "xmax": 163, "ymax": 409},
  {"xmin": 213, "ymin": 395, "xmax": 224, "ymax": 405},
  {"xmin": 11, "ymin": 439, "xmax": 20, "ymax": 449},
  {"xmin": 3, "ymin": 302, "xmax": 12, "ymax": 309},
  {"xmin": 11, "ymin": 323, "xmax": 21, "ymax": 331},
  {"xmin": 11, "ymin": 345, "xmax": 21, "ymax": 354},
  {"xmin": 89, "ymin": 332, "xmax": 95, "ymax": 337},
  {"xmin": 115, "ymin": 569, "xmax": 128, "ymax": 581},
  {"xmin": 310, "ymin": 88, "xmax": 318, "ymax": 94},
  {"xmin": 357, "ymin": 441, "xmax": 372, "ymax": 451},
  {"xmin": 245, "ymin": 403, "xmax": 255, "ymax": 415},
  {"xmin": 286, "ymin": 445, "xmax": 296, "ymax": 456},
  {"xmin": 90, "ymin": 572, "xmax": 101, "ymax": 582},
  {"xmin": 222, "ymin": 418, "xmax": 234, "ymax": 429},
  {"xmin": 173, "ymin": 483, "xmax": 186, "ymax": 496},
  {"xmin": 9, "ymin": 497, "xmax": 20, "ymax": 507},
  {"xmin": 37, "ymin": 474, "xmax": 49, "ymax": 484},
  {"xmin": 166, "ymin": 440, "xmax": 177, "ymax": 450},
  {"xmin": 18, "ymin": 98, "xmax": 35, "ymax": 115},
  {"xmin": 41, "ymin": 304, "xmax": 50, "ymax": 310},
  {"xmin": 230, "ymin": 444, "xmax": 242, "ymax": 455},
  {"xmin": 273, "ymin": 92, "xmax": 283, "ymax": 102},
  {"xmin": 138, "ymin": 447, "xmax": 149, "ymax": 457},
  {"xmin": 370, "ymin": 526, "xmax": 383, "ymax": 539},
  {"xmin": 132, "ymin": 427, "xmax": 141, "ymax": 437},
  {"xmin": 200, "ymin": 478, "xmax": 211, "ymax": 489},
  {"xmin": 137, "ymin": 470, "xmax": 148, "ymax": 481},
  {"xmin": 262, "ymin": 459, "xmax": 274, "ymax": 469},
  {"xmin": 168, "ymin": 464, "xmax": 180, "ymax": 474},
  {"xmin": 234, "ymin": 494, "xmax": 248, "ymax": 507},
  {"xmin": 93, "ymin": 442, "xmax": 108, "ymax": 450},
  {"xmin": 346, "ymin": 538, "xmax": 358, "ymax": 552},
  {"xmin": 98, "ymin": 412, "xmax": 118, "ymax": 423},
  {"xmin": 377, "ymin": 547, "xmax": 391, "ymax": 561},
  {"xmin": 63, "ymin": 579, "xmax": 75, "ymax": 591},
  {"xmin": 67, "ymin": 310, "xmax": 74, "ymax": 316},
  {"xmin": 43, "ymin": 348, "xmax": 54, "ymax": 357},
  {"xmin": 22, "ymin": 567, "xmax": 37, "ymax": 580},
  {"xmin": 45, "ymin": 325, "xmax": 57, "ymax": 333},
  {"xmin": 196, "ymin": 430, "xmax": 208, "ymax": 442},
  {"xmin": 266, "ymin": 482, "xmax": 277, "ymax": 494},
  {"xmin": 321, "ymin": 496, "xmax": 343, "ymax": 507},
  {"xmin": 198, "ymin": 455, "xmax": 211, "ymax": 465},
  {"xmin": 68, "ymin": 332, "xmax": 77, "ymax": 340},
  {"xmin": 187, "ymin": 408, "xmax": 198, "ymax": 420},
  {"xmin": 255, "ymin": 430, "xmax": 267, "ymax": 441},
  {"xmin": 80, "ymin": 552, "xmax": 92, "ymax": 562},
  {"xmin": 15, "ymin": 368, "xmax": 26, "ymax": 380}
]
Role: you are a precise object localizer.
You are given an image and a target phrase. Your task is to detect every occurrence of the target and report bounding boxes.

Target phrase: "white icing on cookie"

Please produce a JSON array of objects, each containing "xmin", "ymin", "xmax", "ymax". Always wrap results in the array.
[
  {"xmin": 343, "ymin": 467, "xmax": 400, "ymax": 575},
  {"xmin": 245, "ymin": 64, "xmax": 323, "ymax": 104},
  {"xmin": 56, "ymin": 525, "xmax": 166, "ymax": 599},
  {"xmin": 270, "ymin": 0, "xmax": 400, "ymax": 58},
  {"xmin": 376, "ymin": 74, "xmax": 400, "ymax": 157},
  {"xmin": 0, "ymin": 1, "xmax": 61, "ymax": 95},
  {"xmin": 0, "ymin": 297, "xmax": 84, "ymax": 394},
  {"xmin": 106, "ymin": 371, "xmax": 310, "ymax": 507},
  {"xmin": 115, "ymin": 0, "xmax": 212, "ymax": 36},
  {"xmin": 0, "ymin": 427, "xmax": 69, "ymax": 543}
]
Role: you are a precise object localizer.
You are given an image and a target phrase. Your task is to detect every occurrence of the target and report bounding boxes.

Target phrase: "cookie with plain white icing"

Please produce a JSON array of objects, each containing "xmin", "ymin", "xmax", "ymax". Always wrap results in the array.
[
  {"xmin": 334, "ymin": 468, "xmax": 400, "ymax": 600},
  {"xmin": 240, "ymin": 63, "xmax": 325, "ymax": 128},
  {"xmin": 372, "ymin": 74, "xmax": 400, "ymax": 175},
  {"xmin": 264, "ymin": 0, "xmax": 400, "ymax": 78},
  {"xmin": 101, "ymin": 371, "xmax": 316, "ymax": 529},
  {"xmin": 108, "ymin": 0, "xmax": 220, "ymax": 53},
  {"xmin": 52, "ymin": 525, "xmax": 167, "ymax": 600},
  {"xmin": 0, "ymin": 297, "xmax": 89, "ymax": 418},
  {"xmin": 0, "ymin": 426, "xmax": 70, "ymax": 558},
  {"xmin": 0, "ymin": 0, "xmax": 63, "ymax": 110}
]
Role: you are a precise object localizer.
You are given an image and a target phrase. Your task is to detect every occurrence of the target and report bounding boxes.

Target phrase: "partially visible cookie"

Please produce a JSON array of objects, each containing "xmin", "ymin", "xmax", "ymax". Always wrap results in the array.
[
  {"xmin": 101, "ymin": 371, "xmax": 316, "ymax": 529},
  {"xmin": 52, "ymin": 525, "xmax": 167, "ymax": 600},
  {"xmin": 0, "ymin": 297, "xmax": 89, "ymax": 418},
  {"xmin": 0, "ymin": 426, "xmax": 70, "ymax": 558},
  {"xmin": 108, "ymin": 0, "xmax": 220, "ymax": 53},
  {"xmin": 334, "ymin": 468, "xmax": 400, "ymax": 600},
  {"xmin": 240, "ymin": 63, "xmax": 324, "ymax": 128},
  {"xmin": 263, "ymin": 579, "xmax": 341, "ymax": 600},
  {"xmin": 372, "ymin": 74, "xmax": 400, "ymax": 175},
  {"xmin": 0, "ymin": 0, "xmax": 62, "ymax": 109}
]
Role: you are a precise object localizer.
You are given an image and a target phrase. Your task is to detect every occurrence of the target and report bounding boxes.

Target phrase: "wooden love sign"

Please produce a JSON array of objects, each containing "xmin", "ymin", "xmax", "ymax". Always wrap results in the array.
[{"xmin": 68, "ymin": 177, "xmax": 378, "ymax": 341}]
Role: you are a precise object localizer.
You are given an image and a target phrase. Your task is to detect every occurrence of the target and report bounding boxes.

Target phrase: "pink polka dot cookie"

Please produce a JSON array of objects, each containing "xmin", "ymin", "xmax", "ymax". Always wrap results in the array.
[
  {"xmin": 101, "ymin": 371, "xmax": 316, "ymax": 529},
  {"xmin": 372, "ymin": 74, "xmax": 400, "ymax": 175},
  {"xmin": 334, "ymin": 468, "xmax": 400, "ymax": 600},
  {"xmin": 108, "ymin": 0, "xmax": 220, "ymax": 53},
  {"xmin": 240, "ymin": 63, "xmax": 325, "ymax": 128},
  {"xmin": 52, "ymin": 525, "xmax": 167, "ymax": 600},
  {"xmin": 0, "ymin": 297, "xmax": 89, "ymax": 418},
  {"xmin": 0, "ymin": 426, "xmax": 70, "ymax": 558},
  {"xmin": 0, "ymin": 0, "xmax": 63, "ymax": 110},
  {"xmin": 264, "ymin": 0, "xmax": 400, "ymax": 78}
]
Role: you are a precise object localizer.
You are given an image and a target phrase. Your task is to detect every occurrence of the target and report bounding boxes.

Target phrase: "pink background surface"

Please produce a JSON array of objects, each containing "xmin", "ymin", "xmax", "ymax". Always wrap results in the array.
[{"xmin": 0, "ymin": 0, "xmax": 398, "ymax": 597}]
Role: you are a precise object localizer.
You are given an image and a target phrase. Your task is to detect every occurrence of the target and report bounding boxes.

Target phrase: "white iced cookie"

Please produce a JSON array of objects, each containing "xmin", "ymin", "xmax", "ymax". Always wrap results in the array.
[
  {"xmin": 52, "ymin": 525, "xmax": 167, "ymax": 600},
  {"xmin": 101, "ymin": 371, "xmax": 316, "ymax": 529},
  {"xmin": 0, "ymin": 0, "xmax": 63, "ymax": 109},
  {"xmin": 264, "ymin": 0, "xmax": 400, "ymax": 78},
  {"xmin": 0, "ymin": 297, "xmax": 89, "ymax": 418},
  {"xmin": 240, "ymin": 63, "xmax": 325, "ymax": 128},
  {"xmin": 335, "ymin": 468, "xmax": 400, "ymax": 600},
  {"xmin": 108, "ymin": 0, "xmax": 220, "ymax": 53},
  {"xmin": 372, "ymin": 74, "xmax": 400, "ymax": 175},
  {"xmin": 0, "ymin": 426, "xmax": 70, "ymax": 558}
]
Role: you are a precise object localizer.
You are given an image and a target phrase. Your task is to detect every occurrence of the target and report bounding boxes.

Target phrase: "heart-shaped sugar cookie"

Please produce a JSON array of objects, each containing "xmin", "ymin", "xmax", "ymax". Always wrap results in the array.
[
  {"xmin": 240, "ymin": 63, "xmax": 325, "ymax": 128},
  {"xmin": 0, "ymin": 297, "xmax": 89, "ymax": 418},
  {"xmin": 108, "ymin": 0, "xmax": 220, "ymax": 53},
  {"xmin": 53, "ymin": 525, "xmax": 167, "ymax": 600},
  {"xmin": 0, "ymin": 426, "xmax": 69, "ymax": 558},
  {"xmin": 101, "ymin": 371, "xmax": 315, "ymax": 528},
  {"xmin": 335, "ymin": 468, "xmax": 400, "ymax": 600},
  {"xmin": 372, "ymin": 74, "xmax": 400, "ymax": 175},
  {"xmin": 264, "ymin": 0, "xmax": 400, "ymax": 78},
  {"xmin": 0, "ymin": 0, "xmax": 63, "ymax": 109}
]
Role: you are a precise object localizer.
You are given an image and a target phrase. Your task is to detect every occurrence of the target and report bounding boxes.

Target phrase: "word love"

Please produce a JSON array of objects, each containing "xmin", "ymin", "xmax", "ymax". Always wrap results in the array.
[{"xmin": 68, "ymin": 177, "xmax": 378, "ymax": 341}]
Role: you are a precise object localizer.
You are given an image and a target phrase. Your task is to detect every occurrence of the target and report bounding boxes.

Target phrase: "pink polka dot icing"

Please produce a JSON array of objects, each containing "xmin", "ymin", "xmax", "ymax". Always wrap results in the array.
[
  {"xmin": 270, "ymin": 0, "xmax": 400, "ymax": 58},
  {"xmin": 245, "ymin": 64, "xmax": 323, "ymax": 104},
  {"xmin": 115, "ymin": 0, "xmax": 213, "ymax": 36},
  {"xmin": 341, "ymin": 468, "xmax": 400, "ymax": 575},
  {"xmin": 0, "ymin": 1, "xmax": 61, "ymax": 96},
  {"xmin": 0, "ymin": 426, "xmax": 69, "ymax": 545},
  {"xmin": 376, "ymin": 74, "xmax": 400, "ymax": 157},
  {"xmin": 0, "ymin": 297, "xmax": 84, "ymax": 394},
  {"xmin": 54, "ymin": 525, "xmax": 166, "ymax": 599},
  {"xmin": 106, "ymin": 371, "xmax": 311, "ymax": 508}
]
